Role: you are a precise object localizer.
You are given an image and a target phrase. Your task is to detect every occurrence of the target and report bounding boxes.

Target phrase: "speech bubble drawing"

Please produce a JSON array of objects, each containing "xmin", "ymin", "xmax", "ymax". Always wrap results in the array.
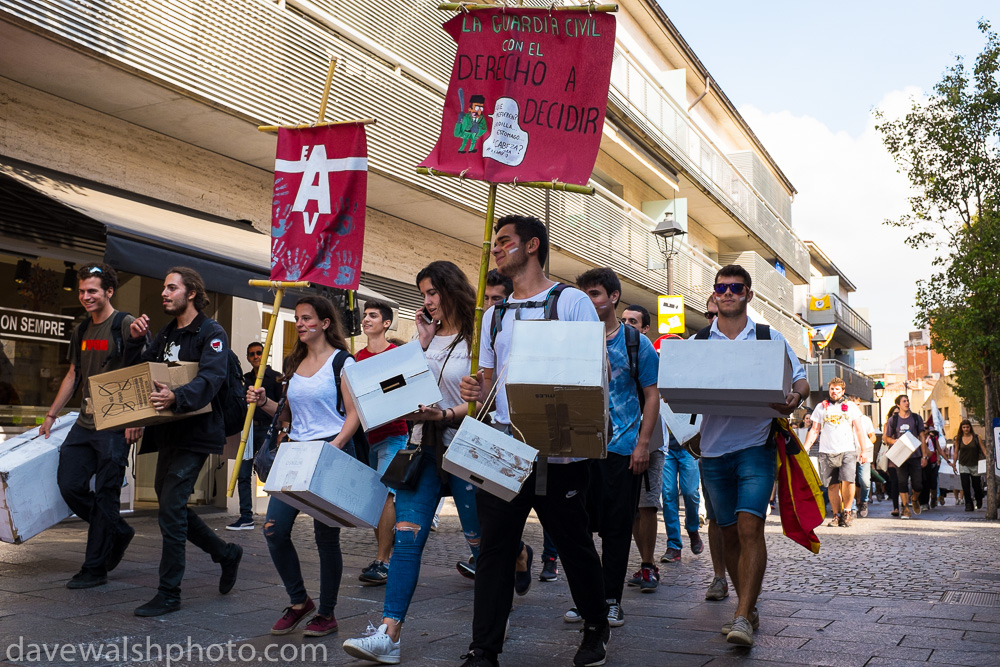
[{"xmin": 483, "ymin": 97, "xmax": 529, "ymax": 167}]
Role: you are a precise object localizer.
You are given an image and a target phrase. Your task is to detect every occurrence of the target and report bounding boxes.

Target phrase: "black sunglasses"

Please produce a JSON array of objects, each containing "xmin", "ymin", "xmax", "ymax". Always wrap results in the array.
[
  {"xmin": 248, "ymin": 350, "xmax": 263, "ymax": 358},
  {"xmin": 703, "ymin": 311, "xmax": 718, "ymax": 319},
  {"xmin": 713, "ymin": 283, "xmax": 747, "ymax": 295}
]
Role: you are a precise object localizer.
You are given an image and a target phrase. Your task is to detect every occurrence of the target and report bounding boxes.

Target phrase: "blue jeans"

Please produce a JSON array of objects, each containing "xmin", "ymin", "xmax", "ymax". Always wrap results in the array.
[
  {"xmin": 700, "ymin": 443, "xmax": 776, "ymax": 527},
  {"xmin": 383, "ymin": 444, "xmax": 480, "ymax": 623},
  {"xmin": 662, "ymin": 448, "xmax": 701, "ymax": 550},
  {"xmin": 263, "ymin": 497, "xmax": 343, "ymax": 617},
  {"xmin": 856, "ymin": 462, "xmax": 871, "ymax": 505},
  {"xmin": 369, "ymin": 434, "xmax": 408, "ymax": 493}
]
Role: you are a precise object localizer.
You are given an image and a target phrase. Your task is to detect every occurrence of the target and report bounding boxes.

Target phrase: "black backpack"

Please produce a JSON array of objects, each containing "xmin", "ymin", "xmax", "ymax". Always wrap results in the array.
[
  {"xmin": 623, "ymin": 323, "xmax": 646, "ymax": 412},
  {"xmin": 220, "ymin": 349, "xmax": 249, "ymax": 437},
  {"xmin": 331, "ymin": 349, "xmax": 374, "ymax": 469},
  {"xmin": 694, "ymin": 322, "xmax": 771, "ymax": 341},
  {"xmin": 71, "ymin": 310, "xmax": 128, "ymax": 395},
  {"xmin": 489, "ymin": 283, "xmax": 569, "ymax": 348}
]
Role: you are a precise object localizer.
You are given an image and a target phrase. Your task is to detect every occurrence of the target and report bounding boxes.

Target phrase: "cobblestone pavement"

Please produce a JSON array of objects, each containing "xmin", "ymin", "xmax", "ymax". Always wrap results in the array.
[{"xmin": 2, "ymin": 493, "xmax": 1000, "ymax": 666}]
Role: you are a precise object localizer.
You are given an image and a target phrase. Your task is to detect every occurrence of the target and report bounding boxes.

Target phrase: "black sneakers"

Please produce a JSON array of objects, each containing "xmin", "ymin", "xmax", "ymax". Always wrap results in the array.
[
  {"xmin": 106, "ymin": 525, "xmax": 135, "ymax": 572},
  {"xmin": 539, "ymin": 556, "xmax": 558, "ymax": 582},
  {"xmin": 573, "ymin": 623, "xmax": 610, "ymax": 666},
  {"xmin": 134, "ymin": 593, "xmax": 181, "ymax": 617},
  {"xmin": 66, "ymin": 569, "xmax": 107, "ymax": 590},
  {"xmin": 219, "ymin": 544, "xmax": 243, "ymax": 594}
]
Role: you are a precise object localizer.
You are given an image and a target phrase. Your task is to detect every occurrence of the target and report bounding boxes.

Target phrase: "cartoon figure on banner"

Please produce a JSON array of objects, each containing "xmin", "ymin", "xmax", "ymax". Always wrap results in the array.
[
  {"xmin": 483, "ymin": 97, "xmax": 529, "ymax": 167},
  {"xmin": 454, "ymin": 88, "xmax": 488, "ymax": 153}
]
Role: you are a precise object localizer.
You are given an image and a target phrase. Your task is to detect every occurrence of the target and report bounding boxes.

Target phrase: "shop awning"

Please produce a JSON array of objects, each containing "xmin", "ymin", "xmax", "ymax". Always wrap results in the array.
[{"xmin": 0, "ymin": 158, "xmax": 396, "ymax": 307}]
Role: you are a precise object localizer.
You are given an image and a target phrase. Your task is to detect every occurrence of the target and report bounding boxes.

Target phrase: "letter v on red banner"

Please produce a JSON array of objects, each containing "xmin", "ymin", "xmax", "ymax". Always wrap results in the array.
[{"xmin": 270, "ymin": 125, "xmax": 368, "ymax": 290}]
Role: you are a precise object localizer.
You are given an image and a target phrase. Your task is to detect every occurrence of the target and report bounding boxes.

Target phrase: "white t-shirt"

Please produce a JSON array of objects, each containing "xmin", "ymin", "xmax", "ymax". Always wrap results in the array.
[
  {"xmin": 286, "ymin": 352, "xmax": 354, "ymax": 442},
  {"xmin": 811, "ymin": 400, "xmax": 862, "ymax": 455},
  {"xmin": 859, "ymin": 414, "xmax": 876, "ymax": 458},
  {"xmin": 411, "ymin": 333, "xmax": 471, "ymax": 445}
]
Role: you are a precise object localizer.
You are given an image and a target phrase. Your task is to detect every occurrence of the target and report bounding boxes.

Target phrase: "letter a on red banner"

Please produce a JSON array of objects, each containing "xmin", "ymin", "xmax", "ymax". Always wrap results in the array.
[
  {"xmin": 420, "ymin": 9, "xmax": 615, "ymax": 185},
  {"xmin": 270, "ymin": 125, "xmax": 368, "ymax": 289}
]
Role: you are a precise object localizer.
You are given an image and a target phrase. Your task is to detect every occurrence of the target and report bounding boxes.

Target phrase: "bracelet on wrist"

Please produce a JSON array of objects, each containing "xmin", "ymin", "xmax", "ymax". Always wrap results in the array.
[{"xmin": 45, "ymin": 413, "xmax": 57, "ymax": 420}]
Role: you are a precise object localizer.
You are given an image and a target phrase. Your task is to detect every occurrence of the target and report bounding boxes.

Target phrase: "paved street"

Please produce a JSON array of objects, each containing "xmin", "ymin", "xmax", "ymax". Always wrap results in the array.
[{"xmin": 2, "ymin": 496, "xmax": 1000, "ymax": 666}]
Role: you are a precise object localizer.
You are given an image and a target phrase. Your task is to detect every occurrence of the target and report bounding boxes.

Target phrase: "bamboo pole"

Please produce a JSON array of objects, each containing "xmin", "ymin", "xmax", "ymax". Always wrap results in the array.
[
  {"xmin": 468, "ymin": 182, "xmax": 499, "ymax": 419},
  {"xmin": 257, "ymin": 118, "xmax": 377, "ymax": 134},
  {"xmin": 318, "ymin": 57, "xmax": 339, "ymax": 122},
  {"xmin": 416, "ymin": 167, "xmax": 595, "ymax": 195},
  {"xmin": 438, "ymin": 2, "xmax": 618, "ymax": 11},
  {"xmin": 227, "ymin": 282, "xmax": 310, "ymax": 497}
]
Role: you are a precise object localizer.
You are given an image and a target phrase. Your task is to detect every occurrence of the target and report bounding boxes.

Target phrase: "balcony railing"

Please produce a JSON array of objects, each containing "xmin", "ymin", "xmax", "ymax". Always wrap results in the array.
[
  {"xmin": 805, "ymin": 293, "xmax": 873, "ymax": 350},
  {"xmin": 806, "ymin": 360, "xmax": 874, "ymax": 402},
  {"xmin": 606, "ymin": 51, "xmax": 810, "ymax": 282}
]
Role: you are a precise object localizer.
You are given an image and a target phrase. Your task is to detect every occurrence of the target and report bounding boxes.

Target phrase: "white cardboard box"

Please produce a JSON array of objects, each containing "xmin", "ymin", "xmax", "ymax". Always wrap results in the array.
[
  {"xmin": 263, "ymin": 441, "xmax": 388, "ymax": 529},
  {"xmin": 443, "ymin": 417, "xmax": 538, "ymax": 501},
  {"xmin": 886, "ymin": 431, "xmax": 921, "ymax": 467},
  {"xmin": 660, "ymin": 401, "xmax": 701, "ymax": 446},
  {"xmin": 342, "ymin": 341, "xmax": 443, "ymax": 432},
  {"xmin": 658, "ymin": 340, "xmax": 792, "ymax": 418},
  {"xmin": 0, "ymin": 414, "xmax": 77, "ymax": 544},
  {"xmin": 505, "ymin": 321, "xmax": 608, "ymax": 458}
]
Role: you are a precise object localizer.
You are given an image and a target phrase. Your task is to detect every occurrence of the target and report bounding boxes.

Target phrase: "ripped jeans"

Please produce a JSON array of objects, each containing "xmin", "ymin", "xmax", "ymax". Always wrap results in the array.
[{"xmin": 383, "ymin": 435, "xmax": 480, "ymax": 623}]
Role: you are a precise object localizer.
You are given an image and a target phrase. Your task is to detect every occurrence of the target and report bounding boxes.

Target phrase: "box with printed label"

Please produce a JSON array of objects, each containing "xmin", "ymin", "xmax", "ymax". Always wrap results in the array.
[
  {"xmin": 443, "ymin": 417, "xmax": 538, "ymax": 501},
  {"xmin": 886, "ymin": 431, "xmax": 921, "ymax": 467},
  {"xmin": 342, "ymin": 341, "xmax": 443, "ymax": 432},
  {"xmin": 658, "ymin": 340, "xmax": 792, "ymax": 418},
  {"xmin": 505, "ymin": 320, "xmax": 608, "ymax": 459},
  {"xmin": 264, "ymin": 441, "xmax": 387, "ymax": 528},
  {"xmin": 89, "ymin": 362, "xmax": 211, "ymax": 431},
  {"xmin": 0, "ymin": 414, "xmax": 77, "ymax": 544}
]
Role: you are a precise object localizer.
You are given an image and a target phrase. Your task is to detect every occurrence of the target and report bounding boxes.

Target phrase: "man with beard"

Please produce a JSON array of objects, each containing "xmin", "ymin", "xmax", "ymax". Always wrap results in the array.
[
  {"xmin": 696, "ymin": 265, "xmax": 808, "ymax": 647},
  {"xmin": 125, "ymin": 267, "xmax": 243, "ymax": 617},
  {"xmin": 42, "ymin": 263, "xmax": 140, "ymax": 589},
  {"xmin": 459, "ymin": 215, "xmax": 610, "ymax": 667}
]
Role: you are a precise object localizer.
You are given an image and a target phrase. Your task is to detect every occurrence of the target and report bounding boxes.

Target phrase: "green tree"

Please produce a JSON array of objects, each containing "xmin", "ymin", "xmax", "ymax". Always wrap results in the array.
[{"xmin": 876, "ymin": 20, "xmax": 1000, "ymax": 518}]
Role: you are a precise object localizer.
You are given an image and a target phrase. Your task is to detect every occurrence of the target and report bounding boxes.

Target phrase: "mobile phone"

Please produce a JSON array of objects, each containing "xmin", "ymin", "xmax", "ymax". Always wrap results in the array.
[{"xmin": 420, "ymin": 308, "xmax": 434, "ymax": 324}]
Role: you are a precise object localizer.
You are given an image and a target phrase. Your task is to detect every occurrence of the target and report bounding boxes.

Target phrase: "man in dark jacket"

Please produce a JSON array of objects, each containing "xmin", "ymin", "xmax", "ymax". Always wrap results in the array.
[
  {"xmin": 227, "ymin": 341, "xmax": 282, "ymax": 530},
  {"xmin": 125, "ymin": 267, "xmax": 243, "ymax": 617}
]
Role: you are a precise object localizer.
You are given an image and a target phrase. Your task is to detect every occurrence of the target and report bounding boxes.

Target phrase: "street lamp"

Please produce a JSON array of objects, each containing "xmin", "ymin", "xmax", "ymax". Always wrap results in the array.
[
  {"xmin": 873, "ymin": 380, "xmax": 885, "ymax": 429},
  {"xmin": 651, "ymin": 212, "xmax": 686, "ymax": 294}
]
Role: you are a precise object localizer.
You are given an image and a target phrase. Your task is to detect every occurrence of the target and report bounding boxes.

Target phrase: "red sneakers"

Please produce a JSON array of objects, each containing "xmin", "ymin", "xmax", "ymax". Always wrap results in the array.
[
  {"xmin": 271, "ymin": 598, "xmax": 315, "ymax": 635},
  {"xmin": 303, "ymin": 613, "xmax": 339, "ymax": 637}
]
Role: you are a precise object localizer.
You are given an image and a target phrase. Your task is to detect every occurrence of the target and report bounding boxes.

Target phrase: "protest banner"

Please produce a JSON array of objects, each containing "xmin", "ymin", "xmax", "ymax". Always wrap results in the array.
[
  {"xmin": 270, "ymin": 124, "xmax": 368, "ymax": 290},
  {"xmin": 420, "ymin": 7, "xmax": 616, "ymax": 185}
]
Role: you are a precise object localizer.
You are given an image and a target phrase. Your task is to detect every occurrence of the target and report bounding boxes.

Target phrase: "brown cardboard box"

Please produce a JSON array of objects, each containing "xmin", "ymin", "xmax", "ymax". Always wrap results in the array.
[{"xmin": 89, "ymin": 362, "xmax": 211, "ymax": 431}]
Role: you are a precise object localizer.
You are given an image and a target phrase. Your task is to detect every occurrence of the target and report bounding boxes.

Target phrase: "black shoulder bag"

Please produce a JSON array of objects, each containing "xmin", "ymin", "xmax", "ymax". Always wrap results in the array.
[{"xmin": 253, "ymin": 388, "xmax": 288, "ymax": 483}]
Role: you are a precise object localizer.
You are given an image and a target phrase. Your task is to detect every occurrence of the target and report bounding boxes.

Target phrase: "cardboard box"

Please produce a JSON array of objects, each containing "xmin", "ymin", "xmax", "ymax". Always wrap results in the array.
[
  {"xmin": 658, "ymin": 340, "xmax": 792, "ymax": 418},
  {"xmin": 0, "ymin": 414, "xmax": 77, "ymax": 544},
  {"xmin": 505, "ymin": 321, "xmax": 608, "ymax": 458},
  {"xmin": 342, "ymin": 341, "xmax": 443, "ymax": 432},
  {"xmin": 263, "ymin": 441, "xmax": 388, "ymax": 528},
  {"xmin": 660, "ymin": 401, "xmax": 701, "ymax": 446},
  {"xmin": 442, "ymin": 417, "xmax": 538, "ymax": 501},
  {"xmin": 89, "ymin": 362, "xmax": 210, "ymax": 431},
  {"xmin": 886, "ymin": 431, "xmax": 921, "ymax": 467}
]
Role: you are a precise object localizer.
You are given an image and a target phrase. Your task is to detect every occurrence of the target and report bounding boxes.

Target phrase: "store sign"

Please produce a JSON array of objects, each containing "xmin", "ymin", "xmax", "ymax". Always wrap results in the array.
[{"xmin": 0, "ymin": 307, "xmax": 74, "ymax": 344}]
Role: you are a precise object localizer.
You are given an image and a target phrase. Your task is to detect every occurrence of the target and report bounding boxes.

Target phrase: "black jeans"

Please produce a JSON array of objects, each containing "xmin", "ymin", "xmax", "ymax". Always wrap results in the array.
[
  {"xmin": 56, "ymin": 423, "xmax": 131, "ymax": 575},
  {"xmin": 918, "ymin": 464, "xmax": 939, "ymax": 506},
  {"xmin": 586, "ymin": 453, "xmax": 643, "ymax": 604},
  {"xmin": 895, "ymin": 458, "xmax": 923, "ymax": 496},
  {"xmin": 961, "ymin": 472, "xmax": 984, "ymax": 507},
  {"xmin": 471, "ymin": 460, "xmax": 608, "ymax": 661},
  {"xmin": 154, "ymin": 447, "xmax": 232, "ymax": 599},
  {"xmin": 887, "ymin": 467, "xmax": 900, "ymax": 510},
  {"xmin": 237, "ymin": 428, "xmax": 266, "ymax": 520}
]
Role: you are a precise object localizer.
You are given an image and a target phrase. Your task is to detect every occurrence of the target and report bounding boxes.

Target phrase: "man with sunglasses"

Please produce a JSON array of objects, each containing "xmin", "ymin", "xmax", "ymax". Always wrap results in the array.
[
  {"xmin": 697, "ymin": 265, "xmax": 809, "ymax": 647},
  {"xmin": 228, "ymin": 342, "xmax": 282, "ymax": 531}
]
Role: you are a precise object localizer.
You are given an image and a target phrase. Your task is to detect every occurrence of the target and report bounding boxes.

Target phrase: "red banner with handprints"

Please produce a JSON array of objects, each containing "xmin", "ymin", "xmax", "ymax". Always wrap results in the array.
[
  {"xmin": 419, "ymin": 9, "xmax": 615, "ymax": 185},
  {"xmin": 270, "ymin": 125, "xmax": 368, "ymax": 289}
]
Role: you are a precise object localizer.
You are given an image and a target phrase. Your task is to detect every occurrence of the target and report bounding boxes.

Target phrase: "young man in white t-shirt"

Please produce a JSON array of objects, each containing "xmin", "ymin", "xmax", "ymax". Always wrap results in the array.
[
  {"xmin": 803, "ymin": 378, "xmax": 867, "ymax": 527},
  {"xmin": 849, "ymin": 395, "xmax": 877, "ymax": 517},
  {"xmin": 459, "ymin": 214, "xmax": 609, "ymax": 667}
]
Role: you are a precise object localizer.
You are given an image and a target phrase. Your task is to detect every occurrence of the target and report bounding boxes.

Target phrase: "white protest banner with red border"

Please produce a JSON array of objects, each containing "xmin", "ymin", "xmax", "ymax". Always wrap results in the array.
[
  {"xmin": 270, "ymin": 125, "xmax": 368, "ymax": 290},
  {"xmin": 419, "ymin": 9, "xmax": 616, "ymax": 185}
]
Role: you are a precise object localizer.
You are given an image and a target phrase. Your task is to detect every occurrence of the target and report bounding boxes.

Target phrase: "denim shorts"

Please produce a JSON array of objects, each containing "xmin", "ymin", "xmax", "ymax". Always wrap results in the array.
[
  {"xmin": 369, "ymin": 434, "xmax": 409, "ymax": 475},
  {"xmin": 700, "ymin": 443, "xmax": 776, "ymax": 527}
]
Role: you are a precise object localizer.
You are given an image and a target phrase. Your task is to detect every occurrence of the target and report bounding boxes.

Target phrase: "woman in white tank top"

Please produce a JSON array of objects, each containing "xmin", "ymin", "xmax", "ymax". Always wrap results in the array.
[{"xmin": 247, "ymin": 296, "xmax": 359, "ymax": 637}]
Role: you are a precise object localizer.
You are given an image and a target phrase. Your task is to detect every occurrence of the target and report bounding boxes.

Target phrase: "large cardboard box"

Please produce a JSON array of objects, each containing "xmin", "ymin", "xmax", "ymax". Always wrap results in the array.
[
  {"xmin": 342, "ymin": 341, "xmax": 443, "ymax": 432},
  {"xmin": 0, "ymin": 414, "xmax": 77, "ymax": 544},
  {"xmin": 505, "ymin": 321, "xmax": 608, "ymax": 458},
  {"xmin": 658, "ymin": 340, "xmax": 792, "ymax": 418},
  {"xmin": 263, "ymin": 441, "xmax": 387, "ymax": 528},
  {"xmin": 443, "ymin": 417, "xmax": 538, "ymax": 501},
  {"xmin": 89, "ymin": 362, "xmax": 210, "ymax": 431},
  {"xmin": 885, "ymin": 431, "xmax": 921, "ymax": 467}
]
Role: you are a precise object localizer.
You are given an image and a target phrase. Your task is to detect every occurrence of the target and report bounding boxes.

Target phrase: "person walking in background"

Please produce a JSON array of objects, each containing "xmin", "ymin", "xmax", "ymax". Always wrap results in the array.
[
  {"xmin": 850, "ymin": 395, "xmax": 876, "ymax": 518},
  {"xmin": 882, "ymin": 405, "xmax": 900, "ymax": 515},
  {"xmin": 229, "ymin": 341, "xmax": 282, "ymax": 531},
  {"xmin": 356, "ymin": 299, "xmax": 411, "ymax": 587},
  {"xmin": 125, "ymin": 267, "xmax": 243, "ymax": 617},
  {"xmin": 342, "ymin": 261, "xmax": 480, "ymax": 664},
  {"xmin": 247, "ymin": 296, "xmax": 359, "ymax": 637},
  {"xmin": 883, "ymin": 395, "xmax": 928, "ymax": 519},
  {"xmin": 953, "ymin": 420, "xmax": 986, "ymax": 511}
]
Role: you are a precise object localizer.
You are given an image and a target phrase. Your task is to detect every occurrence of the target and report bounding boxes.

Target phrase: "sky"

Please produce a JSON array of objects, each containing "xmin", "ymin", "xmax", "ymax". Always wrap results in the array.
[{"xmin": 659, "ymin": 1, "xmax": 998, "ymax": 371}]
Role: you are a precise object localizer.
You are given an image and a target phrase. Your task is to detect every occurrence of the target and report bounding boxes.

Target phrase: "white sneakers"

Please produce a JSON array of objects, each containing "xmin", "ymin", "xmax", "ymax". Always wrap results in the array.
[{"xmin": 343, "ymin": 623, "xmax": 401, "ymax": 665}]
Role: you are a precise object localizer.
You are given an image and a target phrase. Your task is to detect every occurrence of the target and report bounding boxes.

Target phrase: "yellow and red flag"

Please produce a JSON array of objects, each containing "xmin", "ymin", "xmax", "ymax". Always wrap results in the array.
[{"xmin": 774, "ymin": 419, "xmax": 825, "ymax": 554}]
